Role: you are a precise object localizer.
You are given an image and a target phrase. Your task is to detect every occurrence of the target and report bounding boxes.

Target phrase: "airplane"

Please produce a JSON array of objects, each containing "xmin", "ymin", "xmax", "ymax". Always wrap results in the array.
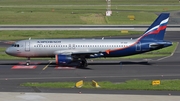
[{"xmin": 5, "ymin": 13, "xmax": 172, "ymax": 68}]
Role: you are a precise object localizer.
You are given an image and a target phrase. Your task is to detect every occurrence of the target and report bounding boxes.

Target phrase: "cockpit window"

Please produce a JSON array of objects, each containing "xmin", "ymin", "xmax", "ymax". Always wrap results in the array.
[{"xmin": 12, "ymin": 44, "xmax": 20, "ymax": 47}]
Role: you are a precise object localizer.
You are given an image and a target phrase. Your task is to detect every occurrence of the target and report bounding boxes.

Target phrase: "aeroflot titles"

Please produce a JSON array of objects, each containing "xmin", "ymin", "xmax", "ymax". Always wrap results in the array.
[
  {"xmin": 37, "ymin": 41, "xmax": 61, "ymax": 43},
  {"xmin": 37, "ymin": 41, "xmax": 129, "ymax": 44}
]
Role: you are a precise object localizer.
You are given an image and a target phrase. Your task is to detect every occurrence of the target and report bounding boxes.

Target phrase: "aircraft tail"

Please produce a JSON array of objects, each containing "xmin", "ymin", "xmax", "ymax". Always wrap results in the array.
[{"xmin": 138, "ymin": 13, "xmax": 170, "ymax": 41}]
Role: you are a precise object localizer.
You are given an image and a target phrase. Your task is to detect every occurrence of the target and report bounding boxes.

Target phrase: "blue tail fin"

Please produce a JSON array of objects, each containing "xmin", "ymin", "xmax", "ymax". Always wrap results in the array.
[{"xmin": 138, "ymin": 13, "xmax": 170, "ymax": 41}]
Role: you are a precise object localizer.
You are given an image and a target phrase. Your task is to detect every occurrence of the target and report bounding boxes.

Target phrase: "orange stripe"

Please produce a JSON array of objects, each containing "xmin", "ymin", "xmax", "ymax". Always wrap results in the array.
[
  {"xmin": 55, "ymin": 55, "xmax": 58, "ymax": 65},
  {"xmin": 105, "ymin": 41, "xmax": 138, "ymax": 54}
]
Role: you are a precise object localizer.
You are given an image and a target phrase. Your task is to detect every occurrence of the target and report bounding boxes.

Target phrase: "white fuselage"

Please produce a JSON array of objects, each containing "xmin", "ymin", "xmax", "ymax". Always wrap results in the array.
[{"xmin": 6, "ymin": 38, "xmax": 136, "ymax": 57}]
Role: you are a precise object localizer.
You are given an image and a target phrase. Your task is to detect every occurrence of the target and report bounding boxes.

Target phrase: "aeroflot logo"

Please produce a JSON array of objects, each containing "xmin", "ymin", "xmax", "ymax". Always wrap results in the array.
[
  {"xmin": 145, "ymin": 18, "xmax": 169, "ymax": 35},
  {"xmin": 37, "ymin": 41, "xmax": 61, "ymax": 43},
  {"xmin": 137, "ymin": 17, "xmax": 169, "ymax": 40}
]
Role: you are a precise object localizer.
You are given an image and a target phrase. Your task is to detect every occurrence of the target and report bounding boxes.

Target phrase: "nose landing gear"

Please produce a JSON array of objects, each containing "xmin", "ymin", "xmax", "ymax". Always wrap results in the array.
[{"xmin": 26, "ymin": 57, "xmax": 30, "ymax": 66}]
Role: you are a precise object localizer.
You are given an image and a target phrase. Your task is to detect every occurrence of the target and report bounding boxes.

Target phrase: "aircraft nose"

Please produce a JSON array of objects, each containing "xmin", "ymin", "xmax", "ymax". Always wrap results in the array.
[
  {"xmin": 5, "ymin": 48, "xmax": 9, "ymax": 54},
  {"xmin": 5, "ymin": 47, "xmax": 12, "ymax": 55}
]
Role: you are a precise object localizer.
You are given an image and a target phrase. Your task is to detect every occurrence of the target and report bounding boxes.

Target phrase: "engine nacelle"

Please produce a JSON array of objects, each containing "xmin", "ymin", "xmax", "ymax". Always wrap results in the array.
[{"xmin": 55, "ymin": 54, "xmax": 73, "ymax": 65}]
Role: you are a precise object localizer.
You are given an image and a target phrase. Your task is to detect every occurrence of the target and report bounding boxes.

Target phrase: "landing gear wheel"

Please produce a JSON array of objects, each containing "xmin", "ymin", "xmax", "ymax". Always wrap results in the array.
[
  {"xmin": 26, "ymin": 62, "xmax": 30, "ymax": 66},
  {"xmin": 26, "ymin": 57, "xmax": 30, "ymax": 66},
  {"xmin": 80, "ymin": 59, "xmax": 88, "ymax": 68}
]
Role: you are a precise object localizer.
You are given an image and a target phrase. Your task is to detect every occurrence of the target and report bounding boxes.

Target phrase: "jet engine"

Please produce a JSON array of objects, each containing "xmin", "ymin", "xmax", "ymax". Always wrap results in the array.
[{"xmin": 55, "ymin": 54, "xmax": 73, "ymax": 65}]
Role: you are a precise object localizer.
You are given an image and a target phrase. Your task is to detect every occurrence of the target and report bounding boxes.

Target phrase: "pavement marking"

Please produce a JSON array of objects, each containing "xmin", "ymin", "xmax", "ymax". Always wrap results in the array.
[
  {"xmin": 55, "ymin": 66, "xmax": 76, "ymax": 70},
  {"xmin": 42, "ymin": 60, "xmax": 52, "ymax": 70},
  {"xmin": 11, "ymin": 65, "xmax": 37, "ymax": 69}
]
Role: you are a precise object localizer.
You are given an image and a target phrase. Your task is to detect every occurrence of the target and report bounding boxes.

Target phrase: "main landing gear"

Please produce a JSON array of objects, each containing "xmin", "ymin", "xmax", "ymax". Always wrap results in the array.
[{"xmin": 79, "ymin": 58, "xmax": 88, "ymax": 68}]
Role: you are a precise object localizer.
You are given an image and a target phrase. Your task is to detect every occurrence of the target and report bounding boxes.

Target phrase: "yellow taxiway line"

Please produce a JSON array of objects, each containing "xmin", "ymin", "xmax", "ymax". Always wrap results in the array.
[{"xmin": 42, "ymin": 60, "xmax": 52, "ymax": 70}]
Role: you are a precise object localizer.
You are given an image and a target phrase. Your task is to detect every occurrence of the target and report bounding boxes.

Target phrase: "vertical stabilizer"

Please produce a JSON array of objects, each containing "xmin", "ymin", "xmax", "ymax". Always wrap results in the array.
[{"xmin": 138, "ymin": 13, "xmax": 170, "ymax": 41}]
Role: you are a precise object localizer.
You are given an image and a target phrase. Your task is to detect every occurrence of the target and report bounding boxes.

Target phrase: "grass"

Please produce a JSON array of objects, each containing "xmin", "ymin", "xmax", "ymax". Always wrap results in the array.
[
  {"xmin": 0, "ymin": 0, "xmax": 179, "ymax": 25},
  {"xmin": 0, "ymin": 7, "xmax": 155, "ymax": 25},
  {"xmin": 0, "ymin": 0, "xmax": 179, "ymax": 5},
  {"xmin": 0, "ymin": 30, "xmax": 142, "ymax": 41},
  {"xmin": 21, "ymin": 79, "xmax": 180, "ymax": 91},
  {"xmin": 0, "ymin": 7, "xmax": 178, "ymax": 24}
]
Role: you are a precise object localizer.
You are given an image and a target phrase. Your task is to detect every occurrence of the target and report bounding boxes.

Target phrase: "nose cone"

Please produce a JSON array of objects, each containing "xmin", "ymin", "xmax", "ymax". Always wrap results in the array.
[
  {"xmin": 5, "ymin": 48, "xmax": 10, "ymax": 55},
  {"xmin": 5, "ymin": 47, "xmax": 13, "ymax": 55}
]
